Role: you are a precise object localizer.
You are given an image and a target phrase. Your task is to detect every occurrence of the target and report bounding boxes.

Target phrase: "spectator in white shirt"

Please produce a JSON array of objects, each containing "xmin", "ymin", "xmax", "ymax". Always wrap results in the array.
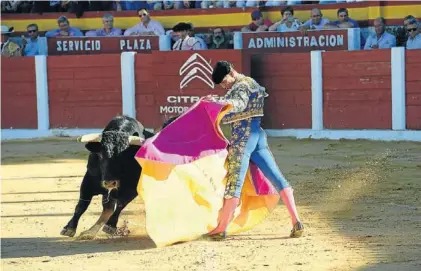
[
  {"xmin": 406, "ymin": 20, "xmax": 421, "ymax": 50},
  {"xmin": 85, "ymin": 14, "xmax": 122, "ymax": 37},
  {"xmin": 269, "ymin": 6, "xmax": 301, "ymax": 32},
  {"xmin": 364, "ymin": 17, "xmax": 396, "ymax": 50},
  {"xmin": 124, "ymin": 8, "xmax": 165, "ymax": 36},
  {"xmin": 187, "ymin": 23, "xmax": 208, "ymax": 49}
]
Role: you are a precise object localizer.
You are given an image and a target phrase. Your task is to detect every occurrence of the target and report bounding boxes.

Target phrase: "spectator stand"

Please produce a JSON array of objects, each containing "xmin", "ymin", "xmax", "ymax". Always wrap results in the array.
[{"xmin": 2, "ymin": 1, "xmax": 420, "ymax": 55}]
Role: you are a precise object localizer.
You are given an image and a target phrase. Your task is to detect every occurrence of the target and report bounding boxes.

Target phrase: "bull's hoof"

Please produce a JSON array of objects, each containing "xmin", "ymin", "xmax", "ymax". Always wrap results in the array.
[
  {"xmin": 60, "ymin": 227, "xmax": 76, "ymax": 237},
  {"xmin": 102, "ymin": 225, "xmax": 117, "ymax": 235},
  {"xmin": 77, "ymin": 230, "xmax": 97, "ymax": 240}
]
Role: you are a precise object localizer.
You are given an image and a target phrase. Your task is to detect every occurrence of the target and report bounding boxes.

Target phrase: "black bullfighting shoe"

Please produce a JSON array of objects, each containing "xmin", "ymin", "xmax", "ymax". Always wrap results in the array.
[
  {"xmin": 201, "ymin": 231, "xmax": 227, "ymax": 241},
  {"xmin": 290, "ymin": 221, "xmax": 304, "ymax": 238},
  {"xmin": 209, "ymin": 231, "xmax": 227, "ymax": 241}
]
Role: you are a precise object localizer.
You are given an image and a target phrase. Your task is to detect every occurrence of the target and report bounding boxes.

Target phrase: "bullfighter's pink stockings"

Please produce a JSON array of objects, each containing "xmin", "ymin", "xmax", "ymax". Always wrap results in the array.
[{"xmin": 280, "ymin": 187, "xmax": 300, "ymax": 226}]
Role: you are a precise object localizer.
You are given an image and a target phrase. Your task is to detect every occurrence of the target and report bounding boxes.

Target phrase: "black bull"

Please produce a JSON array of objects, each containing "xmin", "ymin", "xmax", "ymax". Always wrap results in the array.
[{"xmin": 61, "ymin": 115, "xmax": 177, "ymax": 240}]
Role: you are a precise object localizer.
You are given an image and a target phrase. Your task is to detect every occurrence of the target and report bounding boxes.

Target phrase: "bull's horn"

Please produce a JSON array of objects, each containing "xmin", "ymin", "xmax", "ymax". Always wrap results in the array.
[
  {"xmin": 77, "ymin": 133, "xmax": 101, "ymax": 143},
  {"xmin": 129, "ymin": 136, "xmax": 145, "ymax": 145}
]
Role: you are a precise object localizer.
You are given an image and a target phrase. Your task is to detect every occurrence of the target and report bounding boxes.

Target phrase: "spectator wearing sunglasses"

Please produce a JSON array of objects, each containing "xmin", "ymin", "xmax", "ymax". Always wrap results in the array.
[
  {"xmin": 396, "ymin": 15, "xmax": 416, "ymax": 47},
  {"xmin": 124, "ymin": 8, "xmax": 165, "ymax": 36},
  {"xmin": 406, "ymin": 19, "xmax": 421, "ymax": 50},
  {"xmin": 22, "ymin": 23, "xmax": 46, "ymax": 56}
]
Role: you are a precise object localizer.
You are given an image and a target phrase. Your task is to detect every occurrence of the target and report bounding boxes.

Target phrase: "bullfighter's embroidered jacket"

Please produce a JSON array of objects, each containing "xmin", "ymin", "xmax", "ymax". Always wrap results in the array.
[{"xmin": 220, "ymin": 73, "xmax": 268, "ymax": 124}]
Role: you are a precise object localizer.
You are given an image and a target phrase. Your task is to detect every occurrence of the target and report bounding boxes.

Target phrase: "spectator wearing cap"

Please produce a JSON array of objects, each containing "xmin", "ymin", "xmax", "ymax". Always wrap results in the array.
[
  {"xmin": 124, "ymin": 8, "xmax": 165, "ymax": 36},
  {"xmin": 1, "ymin": 25, "xmax": 22, "ymax": 57},
  {"xmin": 406, "ymin": 19, "xmax": 421, "ymax": 50},
  {"xmin": 300, "ymin": 8, "xmax": 330, "ymax": 32},
  {"xmin": 241, "ymin": 10, "xmax": 273, "ymax": 32},
  {"xmin": 85, "ymin": 14, "xmax": 122, "ymax": 36},
  {"xmin": 45, "ymin": 16, "xmax": 84, "ymax": 37},
  {"xmin": 172, "ymin": 23, "xmax": 202, "ymax": 51},
  {"xmin": 269, "ymin": 6, "xmax": 301, "ymax": 32},
  {"xmin": 364, "ymin": 17, "xmax": 396, "ymax": 50}
]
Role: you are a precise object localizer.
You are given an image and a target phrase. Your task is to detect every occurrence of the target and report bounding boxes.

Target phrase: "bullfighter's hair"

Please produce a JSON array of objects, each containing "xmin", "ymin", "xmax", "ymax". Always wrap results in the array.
[{"xmin": 212, "ymin": 61, "xmax": 232, "ymax": 84}]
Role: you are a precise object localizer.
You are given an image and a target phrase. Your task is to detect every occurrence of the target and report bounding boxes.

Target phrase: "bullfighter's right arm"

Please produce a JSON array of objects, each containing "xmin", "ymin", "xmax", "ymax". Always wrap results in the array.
[{"xmin": 218, "ymin": 83, "xmax": 250, "ymax": 113}]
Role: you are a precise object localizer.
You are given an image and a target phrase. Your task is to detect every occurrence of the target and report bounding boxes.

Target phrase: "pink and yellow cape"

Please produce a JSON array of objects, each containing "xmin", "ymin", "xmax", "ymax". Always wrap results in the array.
[{"xmin": 135, "ymin": 99, "xmax": 280, "ymax": 247}]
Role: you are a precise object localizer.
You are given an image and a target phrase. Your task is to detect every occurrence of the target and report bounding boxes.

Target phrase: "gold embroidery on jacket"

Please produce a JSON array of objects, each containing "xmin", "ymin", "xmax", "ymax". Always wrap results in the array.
[
  {"xmin": 220, "ymin": 74, "xmax": 268, "ymax": 124},
  {"xmin": 224, "ymin": 118, "xmax": 252, "ymax": 197}
]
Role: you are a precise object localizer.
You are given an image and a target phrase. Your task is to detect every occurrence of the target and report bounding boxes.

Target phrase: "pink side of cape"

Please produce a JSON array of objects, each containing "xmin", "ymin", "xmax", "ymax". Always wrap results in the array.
[
  {"xmin": 249, "ymin": 163, "xmax": 278, "ymax": 195},
  {"xmin": 135, "ymin": 99, "xmax": 278, "ymax": 195},
  {"xmin": 135, "ymin": 100, "xmax": 229, "ymax": 165}
]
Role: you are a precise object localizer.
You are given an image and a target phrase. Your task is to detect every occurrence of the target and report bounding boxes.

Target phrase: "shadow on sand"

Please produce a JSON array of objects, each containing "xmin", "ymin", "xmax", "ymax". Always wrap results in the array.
[{"xmin": 1, "ymin": 236, "xmax": 156, "ymax": 259}]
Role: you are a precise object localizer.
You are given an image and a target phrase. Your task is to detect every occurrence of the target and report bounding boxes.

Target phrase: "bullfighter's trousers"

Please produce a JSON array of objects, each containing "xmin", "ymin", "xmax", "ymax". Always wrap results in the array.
[{"xmin": 225, "ymin": 117, "xmax": 290, "ymax": 198}]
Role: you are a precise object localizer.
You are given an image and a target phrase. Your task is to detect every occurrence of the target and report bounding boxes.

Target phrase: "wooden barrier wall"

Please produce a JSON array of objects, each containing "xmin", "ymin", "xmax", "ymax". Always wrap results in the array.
[
  {"xmin": 322, "ymin": 50, "xmax": 392, "ymax": 129},
  {"xmin": 251, "ymin": 53, "xmax": 311, "ymax": 129},
  {"xmin": 405, "ymin": 50, "xmax": 421, "ymax": 130},
  {"xmin": 47, "ymin": 54, "xmax": 122, "ymax": 128},
  {"xmin": 1, "ymin": 57, "xmax": 37, "ymax": 129},
  {"xmin": 135, "ymin": 50, "xmax": 248, "ymax": 128},
  {"xmin": 1, "ymin": 49, "xmax": 420, "ymax": 132}
]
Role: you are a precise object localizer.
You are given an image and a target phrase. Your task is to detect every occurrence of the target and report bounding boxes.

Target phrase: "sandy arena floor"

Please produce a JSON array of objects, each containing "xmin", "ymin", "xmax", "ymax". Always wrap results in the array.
[{"xmin": 1, "ymin": 137, "xmax": 421, "ymax": 271}]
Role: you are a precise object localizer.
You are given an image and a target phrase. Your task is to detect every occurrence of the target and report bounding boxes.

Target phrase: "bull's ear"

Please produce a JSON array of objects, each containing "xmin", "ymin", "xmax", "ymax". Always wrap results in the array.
[{"xmin": 85, "ymin": 142, "xmax": 101, "ymax": 153}]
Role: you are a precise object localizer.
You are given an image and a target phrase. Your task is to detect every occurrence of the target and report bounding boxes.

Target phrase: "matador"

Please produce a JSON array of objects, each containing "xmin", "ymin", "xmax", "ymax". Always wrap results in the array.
[{"xmin": 205, "ymin": 61, "xmax": 305, "ymax": 239}]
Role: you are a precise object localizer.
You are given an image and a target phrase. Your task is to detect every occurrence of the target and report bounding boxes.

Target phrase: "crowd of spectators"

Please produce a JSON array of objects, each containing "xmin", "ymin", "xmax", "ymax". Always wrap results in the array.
[
  {"xmin": 1, "ymin": 1, "xmax": 420, "ymax": 56},
  {"xmin": 1, "ymin": 1, "xmax": 365, "ymax": 16}
]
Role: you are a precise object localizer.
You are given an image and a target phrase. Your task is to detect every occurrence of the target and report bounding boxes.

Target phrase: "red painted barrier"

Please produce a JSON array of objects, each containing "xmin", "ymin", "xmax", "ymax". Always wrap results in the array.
[
  {"xmin": 2, "ymin": 49, "xmax": 420, "ymax": 133},
  {"xmin": 251, "ymin": 53, "xmax": 312, "ymax": 129},
  {"xmin": 322, "ymin": 50, "xmax": 392, "ymax": 129},
  {"xmin": 405, "ymin": 50, "xmax": 421, "ymax": 130},
  {"xmin": 1, "ymin": 57, "xmax": 37, "ymax": 129},
  {"xmin": 135, "ymin": 50, "xmax": 249, "ymax": 129},
  {"xmin": 47, "ymin": 54, "xmax": 122, "ymax": 128}
]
